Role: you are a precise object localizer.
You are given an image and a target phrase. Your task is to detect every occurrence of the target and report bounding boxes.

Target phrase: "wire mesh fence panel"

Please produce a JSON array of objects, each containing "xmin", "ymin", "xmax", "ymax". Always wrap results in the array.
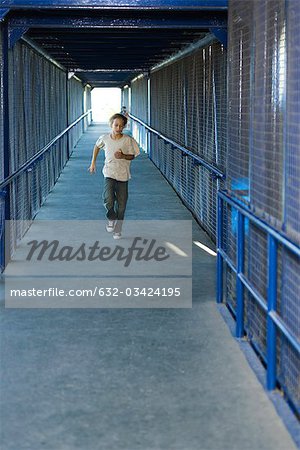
[
  {"xmin": 0, "ymin": 25, "xmax": 3, "ymax": 184},
  {"xmin": 245, "ymin": 224, "xmax": 268, "ymax": 357},
  {"xmin": 277, "ymin": 332, "xmax": 300, "ymax": 414},
  {"xmin": 285, "ymin": 0, "xmax": 300, "ymax": 247},
  {"xmin": 2, "ymin": 38, "xmax": 87, "ymax": 260},
  {"xmin": 122, "ymin": 86, "xmax": 130, "ymax": 112},
  {"xmin": 225, "ymin": 265, "xmax": 236, "ymax": 312},
  {"xmin": 278, "ymin": 333, "xmax": 300, "ymax": 413},
  {"xmin": 185, "ymin": 45, "xmax": 227, "ymax": 169},
  {"xmin": 83, "ymin": 85, "xmax": 92, "ymax": 130},
  {"xmin": 251, "ymin": 0, "xmax": 285, "ymax": 229},
  {"xmin": 222, "ymin": 201, "xmax": 237, "ymax": 312},
  {"xmin": 131, "ymin": 76, "xmax": 148, "ymax": 121},
  {"xmin": 0, "ymin": 25, "xmax": 4, "ymax": 269},
  {"xmin": 213, "ymin": 46, "xmax": 228, "ymax": 172},
  {"xmin": 228, "ymin": 0, "xmax": 300, "ymax": 413},
  {"xmin": 279, "ymin": 246, "xmax": 300, "ymax": 412},
  {"xmin": 8, "ymin": 41, "xmax": 67, "ymax": 215},
  {"xmin": 131, "ymin": 76, "xmax": 148, "ymax": 150},
  {"xmin": 68, "ymin": 77, "xmax": 84, "ymax": 152},
  {"xmin": 247, "ymin": 292, "xmax": 267, "ymax": 358},
  {"xmin": 227, "ymin": 0, "xmax": 252, "ymax": 203},
  {"xmin": 149, "ymin": 40, "xmax": 227, "ymax": 240}
]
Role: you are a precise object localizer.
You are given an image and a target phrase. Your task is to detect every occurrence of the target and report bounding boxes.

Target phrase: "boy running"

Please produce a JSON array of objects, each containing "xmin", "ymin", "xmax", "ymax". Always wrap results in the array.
[{"xmin": 89, "ymin": 113, "xmax": 140, "ymax": 239}]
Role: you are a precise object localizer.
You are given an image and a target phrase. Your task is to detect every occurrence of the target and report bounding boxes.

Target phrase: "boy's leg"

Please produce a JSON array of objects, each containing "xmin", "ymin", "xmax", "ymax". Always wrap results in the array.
[
  {"xmin": 114, "ymin": 180, "xmax": 128, "ymax": 233},
  {"xmin": 102, "ymin": 177, "xmax": 117, "ymax": 220}
]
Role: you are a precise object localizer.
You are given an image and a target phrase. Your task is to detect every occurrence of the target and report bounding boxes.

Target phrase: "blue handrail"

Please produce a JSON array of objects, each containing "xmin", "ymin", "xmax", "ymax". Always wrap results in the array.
[
  {"xmin": 217, "ymin": 189, "xmax": 300, "ymax": 391},
  {"xmin": 0, "ymin": 109, "xmax": 92, "ymax": 191},
  {"xmin": 129, "ymin": 113, "xmax": 225, "ymax": 180}
]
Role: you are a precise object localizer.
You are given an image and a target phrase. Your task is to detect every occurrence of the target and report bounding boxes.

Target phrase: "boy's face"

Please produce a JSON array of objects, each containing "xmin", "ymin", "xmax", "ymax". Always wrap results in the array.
[{"xmin": 111, "ymin": 118, "xmax": 125, "ymax": 135}]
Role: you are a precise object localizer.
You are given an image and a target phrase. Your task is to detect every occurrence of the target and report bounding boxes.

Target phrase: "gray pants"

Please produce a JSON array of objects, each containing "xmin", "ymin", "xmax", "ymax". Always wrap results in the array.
[{"xmin": 102, "ymin": 177, "xmax": 128, "ymax": 233}]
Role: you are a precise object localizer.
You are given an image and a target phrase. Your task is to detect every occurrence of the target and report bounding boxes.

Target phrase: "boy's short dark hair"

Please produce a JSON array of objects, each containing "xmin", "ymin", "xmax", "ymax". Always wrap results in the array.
[{"xmin": 109, "ymin": 113, "xmax": 128, "ymax": 127}]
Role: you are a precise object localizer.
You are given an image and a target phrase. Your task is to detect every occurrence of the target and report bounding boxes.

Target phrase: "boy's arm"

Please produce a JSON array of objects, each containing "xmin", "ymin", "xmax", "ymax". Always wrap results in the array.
[
  {"xmin": 114, "ymin": 150, "xmax": 134, "ymax": 161},
  {"xmin": 89, "ymin": 144, "xmax": 102, "ymax": 173},
  {"xmin": 131, "ymin": 138, "xmax": 140, "ymax": 157},
  {"xmin": 114, "ymin": 137, "xmax": 140, "ymax": 160}
]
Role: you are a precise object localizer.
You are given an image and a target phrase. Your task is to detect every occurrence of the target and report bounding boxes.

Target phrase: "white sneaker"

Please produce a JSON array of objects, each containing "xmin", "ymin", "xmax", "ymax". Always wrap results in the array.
[
  {"xmin": 113, "ymin": 232, "xmax": 122, "ymax": 240},
  {"xmin": 106, "ymin": 220, "xmax": 115, "ymax": 233}
]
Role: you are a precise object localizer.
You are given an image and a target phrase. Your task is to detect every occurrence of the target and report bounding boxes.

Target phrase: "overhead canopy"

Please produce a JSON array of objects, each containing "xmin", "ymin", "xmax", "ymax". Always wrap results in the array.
[{"xmin": 2, "ymin": 1, "xmax": 228, "ymax": 87}]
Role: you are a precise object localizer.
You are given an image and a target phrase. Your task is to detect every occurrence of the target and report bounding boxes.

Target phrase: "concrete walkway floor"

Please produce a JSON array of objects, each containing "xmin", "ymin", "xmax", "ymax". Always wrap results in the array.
[{"xmin": 0, "ymin": 123, "xmax": 298, "ymax": 450}]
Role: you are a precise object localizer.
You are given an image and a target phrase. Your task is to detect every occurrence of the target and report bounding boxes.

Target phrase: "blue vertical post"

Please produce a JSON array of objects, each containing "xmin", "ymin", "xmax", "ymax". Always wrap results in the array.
[
  {"xmin": 236, "ymin": 211, "xmax": 245, "ymax": 337},
  {"xmin": 128, "ymin": 84, "xmax": 132, "ymax": 133},
  {"xmin": 183, "ymin": 72, "xmax": 188, "ymax": 148},
  {"xmin": 0, "ymin": 189, "xmax": 7, "ymax": 271},
  {"xmin": 82, "ymin": 83, "xmax": 85, "ymax": 134},
  {"xmin": 66, "ymin": 72, "xmax": 70, "ymax": 159},
  {"xmin": 267, "ymin": 234, "xmax": 277, "ymax": 390},
  {"xmin": 147, "ymin": 77, "xmax": 151, "ymax": 159},
  {"xmin": 90, "ymin": 89, "xmax": 93, "ymax": 123},
  {"xmin": 1, "ymin": 21, "xmax": 11, "ymax": 269},
  {"xmin": 216, "ymin": 195, "xmax": 223, "ymax": 303}
]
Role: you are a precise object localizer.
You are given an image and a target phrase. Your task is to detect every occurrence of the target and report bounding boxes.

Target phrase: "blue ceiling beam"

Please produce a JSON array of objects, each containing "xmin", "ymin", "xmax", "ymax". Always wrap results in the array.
[
  {"xmin": 8, "ymin": 25, "xmax": 28, "ymax": 47},
  {"xmin": 1, "ymin": 1, "xmax": 228, "ymax": 10},
  {"xmin": 2, "ymin": 1, "xmax": 228, "ymax": 85},
  {"xmin": 9, "ymin": 13, "xmax": 227, "ymax": 29},
  {"xmin": 209, "ymin": 26, "xmax": 227, "ymax": 47},
  {"xmin": 0, "ymin": 7, "xmax": 9, "ymax": 19},
  {"xmin": 75, "ymin": 69, "xmax": 145, "ymax": 73}
]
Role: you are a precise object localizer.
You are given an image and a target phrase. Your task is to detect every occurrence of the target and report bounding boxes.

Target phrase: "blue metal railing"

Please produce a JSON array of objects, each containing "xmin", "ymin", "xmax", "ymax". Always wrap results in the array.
[
  {"xmin": 128, "ymin": 113, "xmax": 225, "ymax": 180},
  {"xmin": 217, "ymin": 190, "xmax": 300, "ymax": 390},
  {"xmin": 0, "ymin": 109, "xmax": 92, "ymax": 191},
  {"xmin": 0, "ymin": 109, "xmax": 92, "ymax": 271}
]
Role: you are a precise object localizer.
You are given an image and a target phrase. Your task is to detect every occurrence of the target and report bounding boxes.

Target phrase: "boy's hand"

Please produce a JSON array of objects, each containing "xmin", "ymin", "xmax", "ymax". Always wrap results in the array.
[
  {"xmin": 114, "ymin": 150, "xmax": 123, "ymax": 159},
  {"xmin": 88, "ymin": 162, "xmax": 96, "ymax": 173}
]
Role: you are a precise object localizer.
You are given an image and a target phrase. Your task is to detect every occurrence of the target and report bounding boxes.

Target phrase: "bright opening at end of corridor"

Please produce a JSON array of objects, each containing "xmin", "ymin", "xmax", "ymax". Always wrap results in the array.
[{"xmin": 91, "ymin": 88, "xmax": 122, "ymax": 123}]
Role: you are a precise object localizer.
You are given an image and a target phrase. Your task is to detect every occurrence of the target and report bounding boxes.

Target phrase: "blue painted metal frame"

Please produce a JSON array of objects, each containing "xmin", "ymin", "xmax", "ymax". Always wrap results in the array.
[
  {"xmin": 0, "ymin": 1, "xmax": 228, "ymax": 10},
  {"xmin": 0, "ymin": 108, "xmax": 91, "ymax": 270},
  {"xmin": 21, "ymin": 35, "xmax": 66, "ymax": 71},
  {"xmin": 147, "ymin": 77, "xmax": 151, "ymax": 157},
  {"xmin": 8, "ymin": 24, "xmax": 28, "ymax": 47},
  {"xmin": 209, "ymin": 27, "xmax": 227, "ymax": 47},
  {"xmin": 0, "ymin": 8, "xmax": 9, "ymax": 19},
  {"xmin": 0, "ymin": 22, "xmax": 10, "ymax": 270},
  {"xmin": 66, "ymin": 72, "xmax": 70, "ymax": 159},
  {"xmin": 8, "ymin": 13, "xmax": 227, "ymax": 29},
  {"xmin": 216, "ymin": 195, "xmax": 223, "ymax": 302},
  {"xmin": 267, "ymin": 235, "xmax": 277, "ymax": 390},
  {"xmin": 129, "ymin": 113, "xmax": 225, "ymax": 180},
  {"xmin": 148, "ymin": 34, "xmax": 217, "ymax": 73},
  {"xmin": 236, "ymin": 212, "xmax": 245, "ymax": 338},
  {"xmin": 217, "ymin": 190, "xmax": 300, "ymax": 391}
]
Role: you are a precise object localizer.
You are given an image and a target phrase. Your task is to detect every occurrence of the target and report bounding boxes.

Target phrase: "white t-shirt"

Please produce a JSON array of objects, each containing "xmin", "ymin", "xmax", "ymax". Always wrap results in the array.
[{"xmin": 96, "ymin": 133, "xmax": 140, "ymax": 182}]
